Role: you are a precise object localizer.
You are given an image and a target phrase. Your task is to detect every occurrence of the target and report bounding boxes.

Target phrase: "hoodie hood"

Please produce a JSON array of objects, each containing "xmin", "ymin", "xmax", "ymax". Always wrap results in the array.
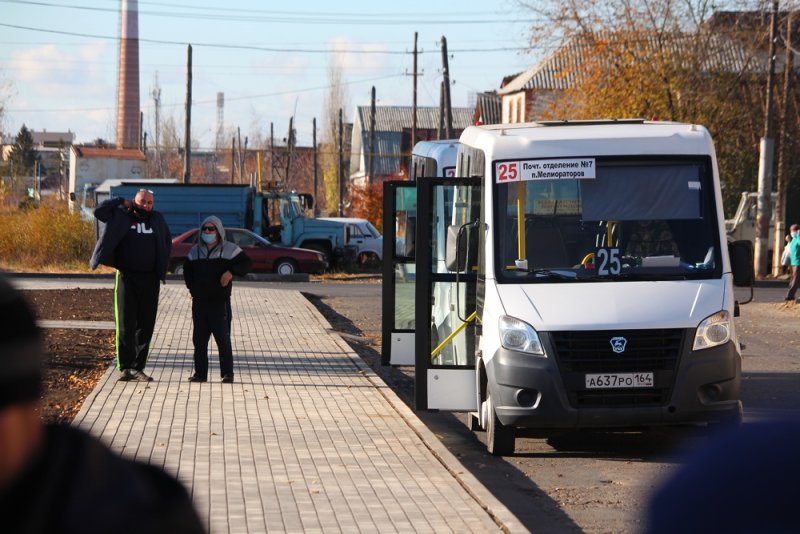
[{"xmin": 199, "ymin": 215, "xmax": 225, "ymax": 242}]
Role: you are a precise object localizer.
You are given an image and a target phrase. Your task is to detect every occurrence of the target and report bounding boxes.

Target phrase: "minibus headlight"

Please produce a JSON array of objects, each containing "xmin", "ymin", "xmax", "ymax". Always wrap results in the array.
[
  {"xmin": 693, "ymin": 310, "xmax": 731, "ymax": 351},
  {"xmin": 499, "ymin": 315, "xmax": 545, "ymax": 356}
]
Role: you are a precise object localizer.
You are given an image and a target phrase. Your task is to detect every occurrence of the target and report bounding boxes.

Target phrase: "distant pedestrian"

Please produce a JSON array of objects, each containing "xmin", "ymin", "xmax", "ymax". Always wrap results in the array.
[
  {"xmin": 785, "ymin": 223, "xmax": 800, "ymax": 303},
  {"xmin": 780, "ymin": 233, "xmax": 792, "ymax": 275},
  {"xmin": 183, "ymin": 216, "xmax": 251, "ymax": 383},
  {"xmin": 90, "ymin": 188, "xmax": 172, "ymax": 382},
  {"xmin": 0, "ymin": 275, "xmax": 205, "ymax": 534}
]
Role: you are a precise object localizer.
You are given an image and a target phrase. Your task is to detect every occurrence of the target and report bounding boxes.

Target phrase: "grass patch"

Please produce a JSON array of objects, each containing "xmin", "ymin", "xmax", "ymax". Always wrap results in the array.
[{"xmin": 0, "ymin": 196, "xmax": 96, "ymax": 272}]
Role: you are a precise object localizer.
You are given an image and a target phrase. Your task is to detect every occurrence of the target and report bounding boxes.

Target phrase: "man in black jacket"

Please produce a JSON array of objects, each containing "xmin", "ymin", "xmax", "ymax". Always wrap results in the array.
[
  {"xmin": 90, "ymin": 188, "xmax": 172, "ymax": 382},
  {"xmin": 184, "ymin": 216, "xmax": 251, "ymax": 383},
  {"xmin": 0, "ymin": 275, "xmax": 205, "ymax": 534}
]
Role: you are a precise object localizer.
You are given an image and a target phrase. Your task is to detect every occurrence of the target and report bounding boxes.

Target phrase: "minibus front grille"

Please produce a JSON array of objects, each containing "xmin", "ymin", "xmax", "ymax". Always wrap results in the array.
[{"xmin": 549, "ymin": 329, "xmax": 684, "ymax": 408}]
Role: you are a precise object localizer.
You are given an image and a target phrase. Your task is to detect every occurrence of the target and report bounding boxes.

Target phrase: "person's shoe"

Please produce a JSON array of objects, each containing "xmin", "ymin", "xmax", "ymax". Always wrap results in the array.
[
  {"xmin": 118, "ymin": 369, "xmax": 135, "ymax": 381},
  {"xmin": 221, "ymin": 374, "xmax": 234, "ymax": 384},
  {"xmin": 188, "ymin": 374, "xmax": 207, "ymax": 383},
  {"xmin": 133, "ymin": 370, "xmax": 154, "ymax": 382}
]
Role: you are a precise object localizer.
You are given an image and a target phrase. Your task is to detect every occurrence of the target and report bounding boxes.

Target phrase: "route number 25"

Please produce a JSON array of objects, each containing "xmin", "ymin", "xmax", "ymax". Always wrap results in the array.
[
  {"xmin": 497, "ymin": 162, "xmax": 519, "ymax": 182},
  {"xmin": 596, "ymin": 248, "xmax": 621, "ymax": 275}
]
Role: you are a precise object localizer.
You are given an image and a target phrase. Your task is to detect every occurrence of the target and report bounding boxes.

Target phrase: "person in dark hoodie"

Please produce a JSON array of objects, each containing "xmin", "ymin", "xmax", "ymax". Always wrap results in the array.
[
  {"xmin": 184, "ymin": 216, "xmax": 251, "ymax": 383},
  {"xmin": 0, "ymin": 275, "xmax": 205, "ymax": 534},
  {"xmin": 90, "ymin": 189, "xmax": 172, "ymax": 382}
]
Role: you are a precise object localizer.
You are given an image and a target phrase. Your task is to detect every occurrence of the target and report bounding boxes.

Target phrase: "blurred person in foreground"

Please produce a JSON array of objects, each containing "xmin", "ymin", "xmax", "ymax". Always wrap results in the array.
[
  {"xmin": 647, "ymin": 418, "xmax": 798, "ymax": 533},
  {"xmin": 90, "ymin": 188, "xmax": 172, "ymax": 382},
  {"xmin": 183, "ymin": 216, "xmax": 251, "ymax": 384},
  {"xmin": 0, "ymin": 275, "xmax": 204, "ymax": 533}
]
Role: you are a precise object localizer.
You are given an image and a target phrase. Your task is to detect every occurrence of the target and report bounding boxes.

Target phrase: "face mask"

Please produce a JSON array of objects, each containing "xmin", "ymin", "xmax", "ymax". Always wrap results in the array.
[
  {"xmin": 132, "ymin": 205, "xmax": 149, "ymax": 218},
  {"xmin": 201, "ymin": 233, "xmax": 218, "ymax": 245},
  {"xmin": 792, "ymin": 232, "xmax": 798, "ymax": 238}
]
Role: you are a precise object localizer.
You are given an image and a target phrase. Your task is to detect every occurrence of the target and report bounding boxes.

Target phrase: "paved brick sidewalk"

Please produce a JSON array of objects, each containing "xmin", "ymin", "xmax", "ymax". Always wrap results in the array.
[{"xmin": 73, "ymin": 285, "xmax": 524, "ymax": 533}]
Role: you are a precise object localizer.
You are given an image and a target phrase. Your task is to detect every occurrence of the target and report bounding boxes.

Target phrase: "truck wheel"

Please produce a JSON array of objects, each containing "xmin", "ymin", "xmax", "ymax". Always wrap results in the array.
[
  {"xmin": 486, "ymin": 390, "xmax": 515, "ymax": 456},
  {"xmin": 171, "ymin": 261, "xmax": 185, "ymax": 275},
  {"xmin": 358, "ymin": 252, "xmax": 381, "ymax": 270},
  {"xmin": 303, "ymin": 242, "xmax": 331, "ymax": 266},
  {"xmin": 274, "ymin": 259, "xmax": 298, "ymax": 275}
]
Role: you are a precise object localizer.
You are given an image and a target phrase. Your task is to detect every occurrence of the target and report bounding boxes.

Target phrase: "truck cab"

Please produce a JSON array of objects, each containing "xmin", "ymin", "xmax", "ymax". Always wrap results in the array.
[{"xmin": 725, "ymin": 191, "xmax": 777, "ymax": 256}]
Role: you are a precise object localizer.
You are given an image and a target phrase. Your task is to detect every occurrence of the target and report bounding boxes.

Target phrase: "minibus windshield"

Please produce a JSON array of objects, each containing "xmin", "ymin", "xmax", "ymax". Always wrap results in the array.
[{"xmin": 493, "ymin": 157, "xmax": 721, "ymax": 282}]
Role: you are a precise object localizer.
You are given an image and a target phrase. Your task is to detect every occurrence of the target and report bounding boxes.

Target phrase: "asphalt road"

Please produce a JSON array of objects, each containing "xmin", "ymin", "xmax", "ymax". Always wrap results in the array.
[
  {"xmin": 12, "ymin": 275, "xmax": 799, "ymax": 533},
  {"xmin": 301, "ymin": 281, "xmax": 800, "ymax": 533}
]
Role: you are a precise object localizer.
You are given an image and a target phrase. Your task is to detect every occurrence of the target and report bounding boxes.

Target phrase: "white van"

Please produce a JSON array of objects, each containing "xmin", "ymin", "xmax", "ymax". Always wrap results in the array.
[
  {"xmin": 384, "ymin": 120, "xmax": 754, "ymax": 455},
  {"xmin": 318, "ymin": 217, "xmax": 383, "ymax": 266}
]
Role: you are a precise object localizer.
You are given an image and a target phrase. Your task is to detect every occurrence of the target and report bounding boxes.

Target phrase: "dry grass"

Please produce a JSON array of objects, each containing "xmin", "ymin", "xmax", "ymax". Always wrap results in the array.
[{"xmin": 0, "ymin": 194, "xmax": 96, "ymax": 272}]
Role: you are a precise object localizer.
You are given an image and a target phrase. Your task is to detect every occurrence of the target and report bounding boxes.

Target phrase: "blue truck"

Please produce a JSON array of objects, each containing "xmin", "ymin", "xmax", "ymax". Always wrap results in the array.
[{"xmin": 87, "ymin": 181, "xmax": 352, "ymax": 268}]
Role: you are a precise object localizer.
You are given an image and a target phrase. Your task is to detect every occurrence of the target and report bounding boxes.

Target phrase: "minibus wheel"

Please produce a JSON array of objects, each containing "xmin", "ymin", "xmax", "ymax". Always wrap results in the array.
[{"xmin": 486, "ymin": 390, "xmax": 515, "ymax": 456}]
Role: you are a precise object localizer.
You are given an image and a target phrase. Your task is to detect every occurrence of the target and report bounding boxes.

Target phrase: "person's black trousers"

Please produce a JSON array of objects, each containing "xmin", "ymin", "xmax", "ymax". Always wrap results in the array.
[
  {"xmin": 787, "ymin": 266, "xmax": 800, "ymax": 301},
  {"xmin": 191, "ymin": 299, "xmax": 233, "ymax": 379},
  {"xmin": 115, "ymin": 270, "xmax": 160, "ymax": 371}
]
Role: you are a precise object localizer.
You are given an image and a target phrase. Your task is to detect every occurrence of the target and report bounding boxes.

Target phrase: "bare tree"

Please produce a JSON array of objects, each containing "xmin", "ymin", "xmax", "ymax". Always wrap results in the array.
[
  {"xmin": 321, "ymin": 57, "xmax": 349, "ymax": 216},
  {"xmin": 515, "ymin": 0, "xmax": 785, "ymax": 215}
]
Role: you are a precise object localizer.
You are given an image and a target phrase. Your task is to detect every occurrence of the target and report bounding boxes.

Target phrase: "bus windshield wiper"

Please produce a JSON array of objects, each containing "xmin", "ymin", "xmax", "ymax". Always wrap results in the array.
[{"xmin": 530, "ymin": 269, "xmax": 578, "ymax": 280}]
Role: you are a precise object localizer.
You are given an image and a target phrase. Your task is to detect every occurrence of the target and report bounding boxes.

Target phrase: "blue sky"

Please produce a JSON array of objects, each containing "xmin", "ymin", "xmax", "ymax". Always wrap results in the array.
[{"xmin": 0, "ymin": 0, "xmax": 538, "ymax": 148}]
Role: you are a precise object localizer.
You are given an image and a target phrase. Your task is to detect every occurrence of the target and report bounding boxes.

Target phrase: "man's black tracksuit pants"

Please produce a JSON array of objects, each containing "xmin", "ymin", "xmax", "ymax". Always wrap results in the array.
[
  {"xmin": 191, "ymin": 299, "xmax": 233, "ymax": 379},
  {"xmin": 115, "ymin": 270, "xmax": 160, "ymax": 371}
]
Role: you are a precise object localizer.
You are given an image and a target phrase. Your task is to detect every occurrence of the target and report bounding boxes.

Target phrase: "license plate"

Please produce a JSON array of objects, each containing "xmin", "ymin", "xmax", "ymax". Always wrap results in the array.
[{"xmin": 585, "ymin": 372, "xmax": 654, "ymax": 389}]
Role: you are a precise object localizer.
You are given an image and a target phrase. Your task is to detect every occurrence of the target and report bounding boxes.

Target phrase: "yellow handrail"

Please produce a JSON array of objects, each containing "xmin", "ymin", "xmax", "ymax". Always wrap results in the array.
[
  {"xmin": 517, "ymin": 181, "xmax": 526, "ymax": 260},
  {"xmin": 431, "ymin": 311, "xmax": 477, "ymax": 360}
]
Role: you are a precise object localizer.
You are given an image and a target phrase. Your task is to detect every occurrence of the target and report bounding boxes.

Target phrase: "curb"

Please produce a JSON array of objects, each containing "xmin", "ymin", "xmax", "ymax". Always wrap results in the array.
[{"xmin": 3, "ymin": 271, "xmax": 310, "ymax": 282}]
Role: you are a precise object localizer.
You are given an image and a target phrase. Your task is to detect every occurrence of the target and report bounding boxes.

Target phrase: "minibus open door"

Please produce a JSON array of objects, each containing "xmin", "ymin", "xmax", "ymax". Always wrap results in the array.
[
  {"xmin": 381, "ymin": 181, "xmax": 417, "ymax": 366},
  {"xmin": 414, "ymin": 177, "xmax": 481, "ymax": 411}
]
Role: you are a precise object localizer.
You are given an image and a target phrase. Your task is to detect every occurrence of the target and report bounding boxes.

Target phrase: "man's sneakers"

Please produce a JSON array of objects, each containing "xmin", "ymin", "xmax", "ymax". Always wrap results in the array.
[
  {"xmin": 221, "ymin": 374, "xmax": 234, "ymax": 384},
  {"xmin": 118, "ymin": 369, "xmax": 154, "ymax": 382},
  {"xmin": 188, "ymin": 374, "xmax": 207, "ymax": 383},
  {"xmin": 118, "ymin": 369, "xmax": 135, "ymax": 381},
  {"xmin": 134, "ymin": 370, "xmax": 154, "ymax": 382}
]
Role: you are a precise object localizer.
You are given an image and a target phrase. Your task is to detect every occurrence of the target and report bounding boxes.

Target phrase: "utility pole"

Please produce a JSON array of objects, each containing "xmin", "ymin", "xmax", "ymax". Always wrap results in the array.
[
  {"xmin": 152, "ymin": 72, "xmax": 162, "ymax": 177},
  {"xmin": 440, "ymin": 36, "xmax": 453, "ymax": 139},
  {"xmin": 237, "ymin": 128, "xmax": 243, "ymax": 184},
  {"xmin": 183, "ymin": 44, "xmax": 192, "ymax": 184},
  {"xmin": 774, "ymin": 11, "xmax": 794, "ymax": 277},
  {"xmin": 269, "ymin": 122, "xmax": 274, "ymax": 185},
  {"xmin": 338, "ymin": 107, "xmax": 344, "ymax": 217},
  {"xmin": 312, "ymin": 117, "xmax": 319, "ymax": 217},
  {"xmin": 412, "ymin": 32, "xmax": 418, "ymax": 162},
  {"xmin": 368, "ymin": 86, "xmax": 376, "ymax": 184},
  {"xmin": 243, "ymin": 136, "xmax": 249, "ymax": 186},
  {"xmin": 755, "ymin": 0, "xmax": 779, "ymax": 277},
  {"xmin": 230, "ymin": 136, "xmax": 235, "ymax": 184},
  {"xmin": 438, "ymin": 81, "xmax": 445, "ymax": 140},
  {"xmin": 285, "ymin": 117, "xmax": 294, "ymax": 189}
]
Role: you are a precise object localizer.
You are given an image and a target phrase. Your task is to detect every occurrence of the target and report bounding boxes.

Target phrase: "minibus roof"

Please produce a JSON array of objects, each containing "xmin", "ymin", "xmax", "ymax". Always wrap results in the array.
[{"xmin": 459, "ymin": 120, "xmax": 714, "ymax": 162}]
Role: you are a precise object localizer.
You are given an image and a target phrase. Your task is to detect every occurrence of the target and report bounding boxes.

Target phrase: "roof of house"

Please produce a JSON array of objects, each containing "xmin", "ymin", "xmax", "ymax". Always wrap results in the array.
[
  {"xmin": 72, "ymin": 146, "xmax": 146, "ymax": 160},
  {"xmin": 355, "ymin": 106, "xmax": 474, "ymax": 132},
  {"xmin": 499, "ymin": 30, "xmax": 765, "ymax": 95},
  {"xmin": 351, "ymin": 106, "xmax": 473, "ymax": 177},
  {"xmin": 474, "ymin": 92, "xmax": 502, "ymax": 125}
]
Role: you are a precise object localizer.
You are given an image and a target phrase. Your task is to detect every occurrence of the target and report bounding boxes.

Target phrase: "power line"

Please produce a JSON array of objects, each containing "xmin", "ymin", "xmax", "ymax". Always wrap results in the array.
[
  {"xmin": 0, "ymin": 22, "xmax": 536, "ymax": 54},
  {"xmin": 0, "ymin": 0, "xmax": 539, "ymax": 25},
  {"xmin": 5, "ymin": 73, "xmax": 406, "ymax": 113}
]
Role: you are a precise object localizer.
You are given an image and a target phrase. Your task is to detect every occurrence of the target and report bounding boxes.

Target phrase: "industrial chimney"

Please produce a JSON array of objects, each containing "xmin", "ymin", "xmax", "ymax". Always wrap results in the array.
[{"xmin": 116, "ymin": 0, "xmax": 140, "ymax": 149}]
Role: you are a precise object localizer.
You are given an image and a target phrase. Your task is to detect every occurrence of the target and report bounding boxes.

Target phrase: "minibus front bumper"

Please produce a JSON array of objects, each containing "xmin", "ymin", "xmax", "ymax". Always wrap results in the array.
[{"xmin": 485, "ymin": 331, "xmax": 742, "ymax": 431}]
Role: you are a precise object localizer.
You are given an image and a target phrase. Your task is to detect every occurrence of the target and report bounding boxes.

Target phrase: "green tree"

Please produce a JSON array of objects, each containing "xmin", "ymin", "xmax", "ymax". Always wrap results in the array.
[{"xmin": 8, "ymin": 124, "xmax": 38, "ymax": 178}]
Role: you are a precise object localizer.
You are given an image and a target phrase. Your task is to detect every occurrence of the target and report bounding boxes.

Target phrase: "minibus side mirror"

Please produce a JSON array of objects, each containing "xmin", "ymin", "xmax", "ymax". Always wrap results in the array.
[
  {"xmin": 729, "ymin": 240, "xmax": 755, "ymax": 287},
  {"xmin": 446, "ymin": 222, "xmax": 478, "ymax": 272}
]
